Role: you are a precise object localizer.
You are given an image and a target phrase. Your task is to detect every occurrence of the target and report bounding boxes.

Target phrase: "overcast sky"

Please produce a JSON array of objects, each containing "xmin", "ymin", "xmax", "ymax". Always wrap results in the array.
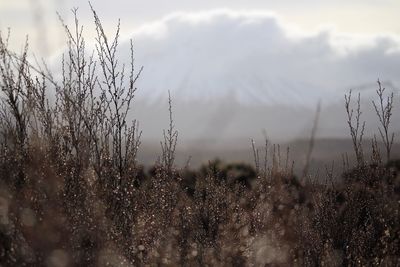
[
  {"xmin": 0, "ymin": 1, "xmax": 399, "ymax": 104},
  {"xmin": 1, "ymin": 0, "xmax": 400, "ymax": 55}
]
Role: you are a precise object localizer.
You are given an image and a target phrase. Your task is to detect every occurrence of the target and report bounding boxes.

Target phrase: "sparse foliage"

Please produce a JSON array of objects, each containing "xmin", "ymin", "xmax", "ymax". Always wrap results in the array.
[
  {"xmin": 373, "ymin": 79, "xmax": 395, "ymax": 162},
  {"xmin": 161, "ymin": 91, "xmax": 178, "ymax": 175},
  {"xmin": 0, "ymin": 5, "xmax": 399, "ymax": 267},
  {"xmin": 345, "ymin": 90, "xmax": 366, "ymax": 166}
]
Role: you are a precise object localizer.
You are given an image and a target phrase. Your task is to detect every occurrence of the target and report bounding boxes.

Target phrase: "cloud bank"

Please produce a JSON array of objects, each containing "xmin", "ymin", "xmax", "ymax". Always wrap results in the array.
[
  {"xmin": 47, "ymin": 10, "xmax": 400, "ymax": 143},
  {"xmin": 120, "ymin": 10, "xmax": 400, "ymax": 107}
]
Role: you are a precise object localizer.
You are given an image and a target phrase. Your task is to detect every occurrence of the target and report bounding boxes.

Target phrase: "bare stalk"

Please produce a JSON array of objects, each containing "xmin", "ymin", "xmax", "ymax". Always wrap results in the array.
[
  {"xmin": 302, "ymin": 101, "xmax": 321, "ymax": 178},
  {"xmin": 344, "ymin": 90, "xmax": 365, "ymax": 166},
  {"xmin": 372, "ymin": 79, "xmax": 394, "ymax": 162},
  {"xmin": 161, "ymin": 91, "xmax": 178, "ymax": 174},
  {"xmin": 251, "ymin": 139, "xmax": 260, "ymax": 174}
]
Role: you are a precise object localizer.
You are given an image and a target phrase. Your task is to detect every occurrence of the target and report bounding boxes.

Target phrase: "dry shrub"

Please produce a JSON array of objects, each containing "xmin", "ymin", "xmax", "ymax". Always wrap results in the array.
[{"xmin": 0, "ymin": 5, "xmax": 399, "ymax": 267}]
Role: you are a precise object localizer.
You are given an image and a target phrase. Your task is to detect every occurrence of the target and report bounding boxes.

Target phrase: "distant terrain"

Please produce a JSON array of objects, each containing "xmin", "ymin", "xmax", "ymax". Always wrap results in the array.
[{"xmin": 139, "ymin": 138, "xmax": 400, "ymax": 175}]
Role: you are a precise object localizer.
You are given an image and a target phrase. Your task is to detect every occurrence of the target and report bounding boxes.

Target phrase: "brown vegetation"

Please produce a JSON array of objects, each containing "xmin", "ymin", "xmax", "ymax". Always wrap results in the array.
[{"xmin": 0, "ymin": 7, "xmax": 399, "ymax": 266}]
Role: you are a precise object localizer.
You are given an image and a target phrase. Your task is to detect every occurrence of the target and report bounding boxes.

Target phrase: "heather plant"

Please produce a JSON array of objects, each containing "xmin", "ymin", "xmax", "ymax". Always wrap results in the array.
[
  {"xmin": 0, "ymin": 5, "xmax": 399, "ymax": 267},
  {"xmin": 373, "ymin": 79, "xmax": 395, "ymax": 162},
  {"xmin": 345, "ymin": 90, "xmax": 366, "ymax": 166}
]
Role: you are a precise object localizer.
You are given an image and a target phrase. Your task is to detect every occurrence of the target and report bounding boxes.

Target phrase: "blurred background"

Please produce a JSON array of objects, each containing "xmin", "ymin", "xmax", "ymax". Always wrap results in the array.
[{"xmin": 1, "ymin": 0, "xmax": 400, "ymax": 171}]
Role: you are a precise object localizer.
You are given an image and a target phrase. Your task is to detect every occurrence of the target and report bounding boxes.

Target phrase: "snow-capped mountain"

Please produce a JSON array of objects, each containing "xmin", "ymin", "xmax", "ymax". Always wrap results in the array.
[
  {"xmin": 118, "ymin": 10, "xmax": 400, "ymax": 108},
  {"xmin": 49, "ymin": 10, "xmax": 400, "ymax": 144},
  {"xmin": 113, "ymin": 10, "xmax": 400, "ymax": 144}
]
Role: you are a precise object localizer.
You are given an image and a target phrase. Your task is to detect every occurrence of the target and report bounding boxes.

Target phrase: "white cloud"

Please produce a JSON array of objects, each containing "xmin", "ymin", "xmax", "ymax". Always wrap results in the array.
[
  {"xmin": 46, "ymin": 9, "xmax": 400, "ymax": 142},
  {"xmin": 118, "ymin": 10, "xmax": 400, "ymax": 107}
]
